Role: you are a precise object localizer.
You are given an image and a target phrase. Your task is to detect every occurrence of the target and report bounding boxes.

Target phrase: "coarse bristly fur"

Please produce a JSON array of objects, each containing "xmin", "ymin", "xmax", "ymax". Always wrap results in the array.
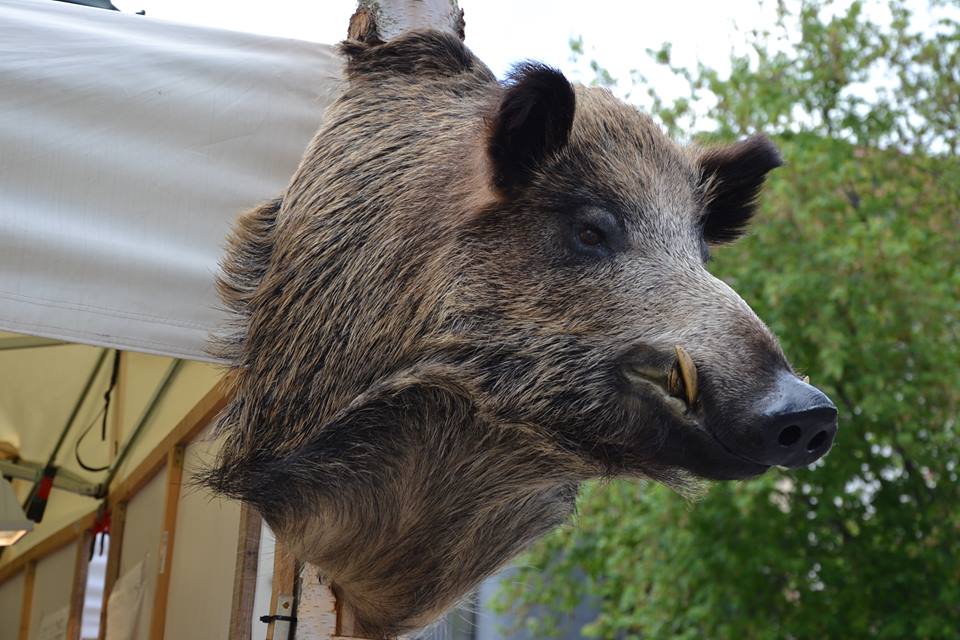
[{"xmin": 204, "ymin": 30, "xmax": 820, "ymax": 638}]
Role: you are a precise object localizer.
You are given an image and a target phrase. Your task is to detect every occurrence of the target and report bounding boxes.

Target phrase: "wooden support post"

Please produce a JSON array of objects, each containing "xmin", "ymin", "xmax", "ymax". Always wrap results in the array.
[
  {"xmin": 148, "ymin": 444, "xmax": 185, "ymax": 640},
  {"xmin": 229, "ymin": 504, "xmax": 262, "ymax": 640},
  {"xmin": 97, "ymin": 501, "xmax": 126, "ymax": 640},
  {"xmin": 335, "ymin": 581, "xmax": 360, "ymax": 639},
  {"xmin": 67, "ymin": 531, "xmax": 93, "ymax": 640},
  {"xmin": 265, "ymin": 543, "xmax": 297, "ymax": 640},
  {"xmin": 17, "ymin": 560, "xmax": 36, "ymax": 640}
]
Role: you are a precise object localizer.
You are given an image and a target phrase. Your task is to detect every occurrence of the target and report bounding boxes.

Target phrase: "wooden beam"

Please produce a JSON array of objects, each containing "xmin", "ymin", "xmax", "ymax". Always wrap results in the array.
[
  {"xmin": 108, "ymin": 381, "xmax": 229, "ymax": 507},
  {"xmin": 229, "ymin": 504, "xmax": 262, "ymax": 640},
  {"xmin": 335, "ymin": 584, "xmax": 361, "ymax": 638},
  {"xmin": 0, "ymin": 509, "xmax": 97, "ymax": 584},
  {"xmin": 265, "ymin": 543, "xmax": 297, "ymax": 640},
  {"xmin": 67, "ymin": 532, "xmax": 92, "ymax": 640},
  {"xmin": 17, "ymin": 560, "xmax": 36, "ymax": 640},
  {"xmin": 148, "ymin": 445, "xmax": 185, "ymax": 640}
]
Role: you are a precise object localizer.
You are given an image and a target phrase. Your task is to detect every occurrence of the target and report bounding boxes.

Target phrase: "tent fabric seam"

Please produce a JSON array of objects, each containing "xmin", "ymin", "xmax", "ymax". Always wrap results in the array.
[
  {"xmin": 0, "ymin": 316, "xmax": 220, "ymax": 363},
  {"xmin": 0, "ymin": 290, "xmax": 214, "ymax": 330}
]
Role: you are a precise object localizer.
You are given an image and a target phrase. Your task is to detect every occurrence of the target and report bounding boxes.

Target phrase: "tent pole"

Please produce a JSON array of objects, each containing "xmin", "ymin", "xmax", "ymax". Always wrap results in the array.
[
  {"xmin": 41, "ymin": 349, "xmax": 110, "ymax": 469},
  {"xmin": 22, "ymin": 348, "xmax": 109, "ymax": 514},
  {"xmin": 98, "ymin": 359, "xmax": 183, "ymax": 497}
]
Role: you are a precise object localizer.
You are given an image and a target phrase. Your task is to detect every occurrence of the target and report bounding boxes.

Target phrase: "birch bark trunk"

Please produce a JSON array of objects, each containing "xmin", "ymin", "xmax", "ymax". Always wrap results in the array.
[
  {"xmin": 290, "ymin": 7, "xmax": 465, "ymax": 640},
  {"xmin": 348, "ymin": 0, "xmax": 465, "ymax": 42}
]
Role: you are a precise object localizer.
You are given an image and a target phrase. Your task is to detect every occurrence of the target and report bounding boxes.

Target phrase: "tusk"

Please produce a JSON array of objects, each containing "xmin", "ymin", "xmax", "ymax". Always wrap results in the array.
[
  {"xmin": 673, "ymin": 345, "xmax": 699, "ymax": 407},
  {"xmin": 667, "ymin": 365, "xmax": 682, "ymax": 398},
  {"xmin": 801, "ymin": 375, "xmax": 810, "ymax": 385}
]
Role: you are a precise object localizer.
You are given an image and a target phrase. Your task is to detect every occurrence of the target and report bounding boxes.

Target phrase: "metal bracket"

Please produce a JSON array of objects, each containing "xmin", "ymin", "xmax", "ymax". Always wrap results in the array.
[{"xmin": 270, "ymin": 595, "xmax": 295, "ymax": 640}]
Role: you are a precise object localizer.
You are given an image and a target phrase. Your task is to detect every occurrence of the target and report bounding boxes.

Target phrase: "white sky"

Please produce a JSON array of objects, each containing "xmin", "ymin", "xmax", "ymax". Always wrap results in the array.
[
  {"xmin": 107, "ymin": 0, "xmax": 785, "ymax": 106},
  {"xmin": 112, "ymin": 0, "xmax": 954, "ymax": 114}
]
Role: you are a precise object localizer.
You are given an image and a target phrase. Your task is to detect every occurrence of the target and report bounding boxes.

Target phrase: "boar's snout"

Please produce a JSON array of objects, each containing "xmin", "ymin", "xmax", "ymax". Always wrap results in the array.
[
  {"xmin": 750, "ymin": 373, "xmax": 838, "ymax": 468},
  {"xmin": 618, "ymin": 340, "xmax": 838, "ymax": 478}
]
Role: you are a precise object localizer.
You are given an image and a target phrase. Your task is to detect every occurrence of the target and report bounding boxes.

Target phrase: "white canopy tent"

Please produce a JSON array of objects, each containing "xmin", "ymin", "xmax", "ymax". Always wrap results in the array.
[
  {"xmin": 0, "ymin": 0, "xmax": 342, "ymax": 362},
  {"xmin": 0, "ymin": 4, "xmax": 346, "ymax": 634}
]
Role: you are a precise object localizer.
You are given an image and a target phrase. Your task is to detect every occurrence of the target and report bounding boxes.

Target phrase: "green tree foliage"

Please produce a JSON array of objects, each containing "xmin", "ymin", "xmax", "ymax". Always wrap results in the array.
[{"xmin": 495, "ymin": 1, "xmax": 959, "ymax": 637}]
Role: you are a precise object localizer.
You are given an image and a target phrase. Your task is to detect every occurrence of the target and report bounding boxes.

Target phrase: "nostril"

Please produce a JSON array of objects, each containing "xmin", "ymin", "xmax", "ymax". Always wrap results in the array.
[
  {"xmin": 756, "ymin": 375, "xmax": 838, "ymax": 467},
  {"xmin": 777, "ymin": 425, "xmax": 803, "ymax": 447},
  {"xmin": 806, "ymin": 430, "xmax": 829, "ymax": 452}
]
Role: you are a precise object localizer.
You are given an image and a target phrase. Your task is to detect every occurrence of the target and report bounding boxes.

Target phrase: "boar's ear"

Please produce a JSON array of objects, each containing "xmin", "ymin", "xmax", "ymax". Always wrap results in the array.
[
  {"xmin": 699, "ymin": 135, "xmax": 783, "ymax": 243},
  {"xmin": 488, "ymin": 62, "xmax": 576, "ymax": 193}
]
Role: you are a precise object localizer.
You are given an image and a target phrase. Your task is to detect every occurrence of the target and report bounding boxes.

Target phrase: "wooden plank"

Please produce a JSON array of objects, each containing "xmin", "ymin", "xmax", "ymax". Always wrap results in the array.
[
  {"xmin": 336, "ymin": 588, "xmax": 360, "ymax": 638},
  {"xmin": 148, "ymin": 445, "xmax": 185, "ymax": 640},
  {"xmin": 228, "ymin": 504, "xmax": 262, "ymax": 640},
  {"xmin": 108, "ymin": 381, "xmax": 229, "ymax": 507},
  {"xmin": 265, "ymin": 543, "xmax": 297, "ymax": 640},
  {"xmin": 67, "ymin": 531, "xmax": 92, "ymax": 640},
  {"xmin": 97, "ymin": 501, "xmax": 127, "ymax": 640},
  {"xmin": 0, "ymin": 509, "xmax": 97, "ymax": 584},
  {"xmin": 17, "ymin": 560, "xmax": 36, "ymax": 640}
]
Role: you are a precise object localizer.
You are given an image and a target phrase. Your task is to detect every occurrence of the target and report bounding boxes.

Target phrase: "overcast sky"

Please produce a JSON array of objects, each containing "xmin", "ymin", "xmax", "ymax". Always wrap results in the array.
[
  {"xmin": 105, "ymin": 0, "xmax": 789, "ymax": 103},
  {"xmin": 111, "ymin": 0, "xmax": 955, "ymax": 114}
]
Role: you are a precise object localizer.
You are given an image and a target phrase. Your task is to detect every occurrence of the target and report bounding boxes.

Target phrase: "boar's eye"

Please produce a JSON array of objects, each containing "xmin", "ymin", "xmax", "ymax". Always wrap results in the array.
[
  {"xmin": 577, "ymin": 225, "xmax": 603, "ymax": 247},
  {"xmin": 566, "ymin": 209, "xmax": 622, "ymax": 258}
]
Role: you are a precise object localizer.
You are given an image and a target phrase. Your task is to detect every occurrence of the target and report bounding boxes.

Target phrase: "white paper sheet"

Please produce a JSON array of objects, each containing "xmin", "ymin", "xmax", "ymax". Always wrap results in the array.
[
  {"xmin": 0, "ymin": 0, "xmax": 342, "ymax": 361},
  {"xmin": 36, "ymin": 605, "xmax": 69, "ymax": 640},
  {"xmin": 105, "ymin": 558, "xmax": 145, "ymax": 640}
]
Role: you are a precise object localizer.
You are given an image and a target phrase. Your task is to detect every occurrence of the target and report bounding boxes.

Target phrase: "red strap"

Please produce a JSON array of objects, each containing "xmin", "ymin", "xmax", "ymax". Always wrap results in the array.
[
  {"xmin": 36, "ymin": 473, "xmax": 54, "ymax": 500},
  {"xmin": 93, "ymin": 509, "xmax": 111, "ymax": 535}
]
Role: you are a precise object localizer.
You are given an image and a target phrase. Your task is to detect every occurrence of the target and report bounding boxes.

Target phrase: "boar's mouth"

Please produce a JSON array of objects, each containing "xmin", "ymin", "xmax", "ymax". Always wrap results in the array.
[
  {"xmin": 622, "ymin": 345, "xmax": 699, "ymax": 409},
  {"xmin": 619, "ymin": 343, "xmax": 701, "ymax": 417},
  {"xmin": 619, "ymin": 344, "xmax": 771, "ymax": 481}
]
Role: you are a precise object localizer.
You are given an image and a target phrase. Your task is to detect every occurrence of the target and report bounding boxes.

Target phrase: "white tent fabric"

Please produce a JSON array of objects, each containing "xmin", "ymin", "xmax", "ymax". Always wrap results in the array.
[{"xmin": 0, "ymin": 0, "xmax": 342, "ymax": 362}]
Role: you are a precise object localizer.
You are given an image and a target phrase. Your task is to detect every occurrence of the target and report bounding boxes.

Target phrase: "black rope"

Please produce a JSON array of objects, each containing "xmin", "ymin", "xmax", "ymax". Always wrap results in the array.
[
  {"xmin": 74, "ymin": 406, "xmax": 108, "ymax": 472},
  {"xmin": 75, "ymin": 350, "xmax": 121, "ymax": 473}
]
